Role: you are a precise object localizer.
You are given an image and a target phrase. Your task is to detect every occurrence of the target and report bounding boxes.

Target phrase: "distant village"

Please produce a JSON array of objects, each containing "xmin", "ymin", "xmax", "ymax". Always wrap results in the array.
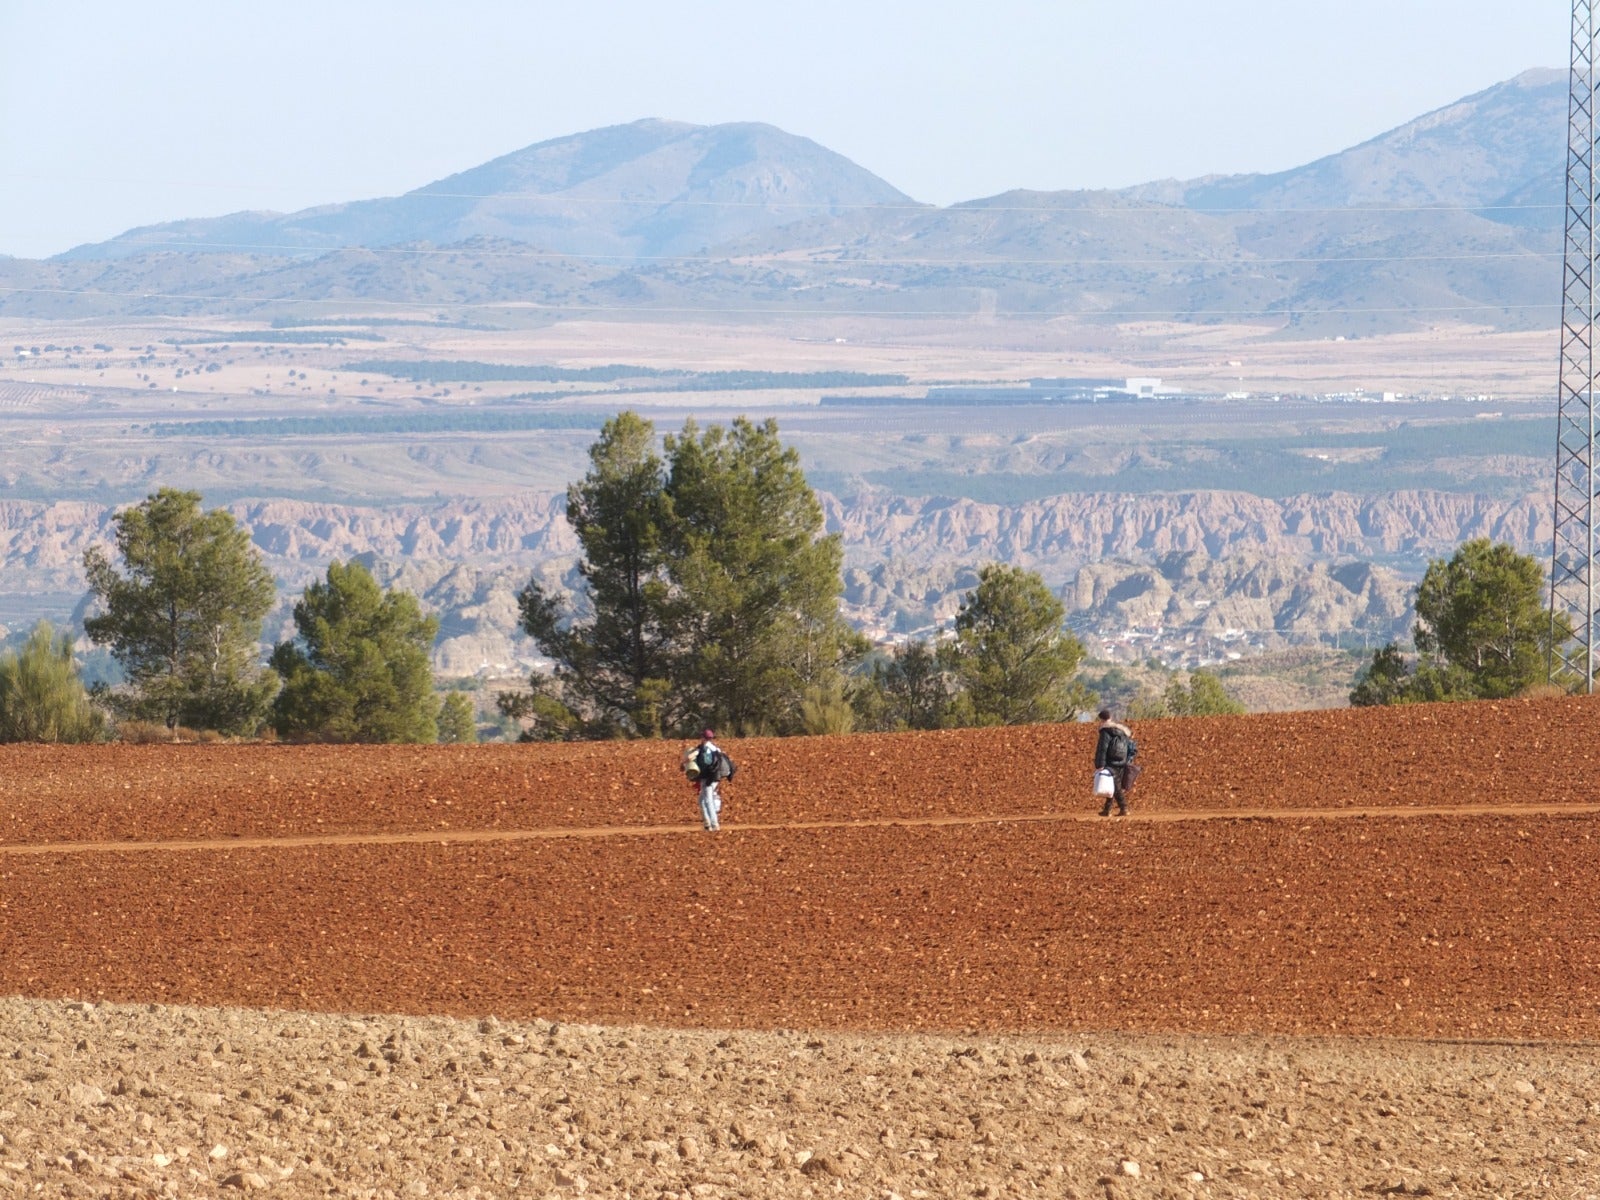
[{"xmin": 822, "ymin": 376, "xmax": 1498, "ymax": 407}]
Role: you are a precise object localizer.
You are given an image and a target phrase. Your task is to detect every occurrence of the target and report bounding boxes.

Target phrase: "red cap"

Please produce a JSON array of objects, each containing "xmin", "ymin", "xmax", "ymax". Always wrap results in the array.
[{"xmin": 702, "ymin": 728, "xmax": 715, "ymax": 739}]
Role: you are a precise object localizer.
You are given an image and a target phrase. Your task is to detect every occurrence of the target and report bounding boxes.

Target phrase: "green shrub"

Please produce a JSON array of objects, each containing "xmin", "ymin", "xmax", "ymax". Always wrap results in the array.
[{"xmin": 0, "ymin": 622, "xmax": 104, "ymax": 743}]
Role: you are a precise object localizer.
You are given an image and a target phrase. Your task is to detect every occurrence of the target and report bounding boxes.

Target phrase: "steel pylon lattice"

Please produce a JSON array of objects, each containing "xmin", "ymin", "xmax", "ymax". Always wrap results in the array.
[{"xmin": 1553, "ymin": 0, "xmax": 1600, "ymax": 690}]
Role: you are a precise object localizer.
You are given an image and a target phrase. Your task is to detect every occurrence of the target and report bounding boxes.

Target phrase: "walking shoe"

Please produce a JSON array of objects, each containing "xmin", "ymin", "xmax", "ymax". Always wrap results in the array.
[{"xmin": 1098, "ymin": 805, "xmax": 1112, "ymax": 817}]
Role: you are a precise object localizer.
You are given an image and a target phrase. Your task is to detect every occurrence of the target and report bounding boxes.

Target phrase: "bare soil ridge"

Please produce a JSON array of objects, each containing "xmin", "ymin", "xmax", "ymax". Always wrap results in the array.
[
  {"xmin": 7, "ymin": 997, "xmax": 1594, "ymax": 1200},
  {"xmin": 2, "ymin": 695, "xmax": 1594, "ymax": 846}
]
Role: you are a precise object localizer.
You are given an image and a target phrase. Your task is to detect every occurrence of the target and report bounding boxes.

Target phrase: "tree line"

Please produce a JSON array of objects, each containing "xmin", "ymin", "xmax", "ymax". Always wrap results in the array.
[
  {"xmin": 495, "ymin": 412, "xmax": 1243, "ymax": 740},
  {"xmin": 0, "ymin": 412, "xmax": 1568, "ymax": 743},
  {"xmin": 0, "ymin": 488, "xmax": 475, "ymax": 744}
]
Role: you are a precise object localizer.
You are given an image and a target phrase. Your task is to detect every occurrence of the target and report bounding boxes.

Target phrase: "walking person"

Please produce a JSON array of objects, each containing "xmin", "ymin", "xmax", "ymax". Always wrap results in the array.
[
  {"xmin": 1093, "ymin": 708, "xmax": 1138, "ymax": 817},
  {"xmin": 691, "ymin": 728, "xmax": 727, "ymax": 832}
]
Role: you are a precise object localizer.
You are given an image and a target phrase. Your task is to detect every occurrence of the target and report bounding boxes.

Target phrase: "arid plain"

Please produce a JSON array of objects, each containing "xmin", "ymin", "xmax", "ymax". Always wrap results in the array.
[{"xmin": 3, "ymin": 697, "xmax": 1599, "ymax": 1197}]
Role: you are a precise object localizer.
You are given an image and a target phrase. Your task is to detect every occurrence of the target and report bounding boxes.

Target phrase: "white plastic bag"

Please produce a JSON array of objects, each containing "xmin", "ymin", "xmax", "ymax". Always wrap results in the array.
[{"xmin": 1093, "ymin": 768, "xmax": 1116, "ymax": 797}]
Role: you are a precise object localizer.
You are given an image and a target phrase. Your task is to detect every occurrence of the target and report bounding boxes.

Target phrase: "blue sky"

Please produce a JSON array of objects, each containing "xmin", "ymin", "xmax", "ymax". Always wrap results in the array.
[{"xmin": 0, "ymin": 0, "xmax": 1567, "ymax": 258}]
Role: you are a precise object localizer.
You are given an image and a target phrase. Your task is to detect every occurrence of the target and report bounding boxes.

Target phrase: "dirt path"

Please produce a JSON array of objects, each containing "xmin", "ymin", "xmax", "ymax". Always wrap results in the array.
[{"xmin": 3, "ymin": 799, "xmax": 1597, "ymax": 856}]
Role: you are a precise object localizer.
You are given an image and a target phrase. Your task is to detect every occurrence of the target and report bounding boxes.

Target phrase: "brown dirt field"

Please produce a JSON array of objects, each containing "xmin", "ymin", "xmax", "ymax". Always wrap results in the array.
[
  {"xmin": 5, "ymin": 696, "xmax": 1600, "ymax": 1197},
  {"xmin": 3, "ymin": 694, "xmax": 1596, "ymax": 845},
  {"xmin": 4, "ymin": 997, "xmax": 1597, "ymax": 1200},
  {"xmin": 2, "ymin": 695, "xmax": 1598, "ymax": 1040}
]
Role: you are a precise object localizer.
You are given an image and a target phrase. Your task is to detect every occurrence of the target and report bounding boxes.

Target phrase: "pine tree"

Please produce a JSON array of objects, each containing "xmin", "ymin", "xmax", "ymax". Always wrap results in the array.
[
  {"xmin": 270, "ymin": 560, "xmax": 440, "ymax": 743},
  {"xmin": 662, "ymin": 416, "xmax": 855, "ymax": 734},
  {"xmin": 1348, "ymin": 541, "xmax": 1569, "ymax": 705},
  {"xmin": 82, "ymin": 488, "xmax": 277, "ymax": 733},
  {"xmin": 515, "ymin": 412, "xmax": 676, "ymax": 737},
  {"xmin": 868, "ymin": 639, "xmax": 949, "ymax": 731},
  {"xmin": 437, "ymin": 691, "xmax": 478, "ymax": 744},
  {"xmin": 941, "ymin": 564, "xmax": 1088, "ymax": 726},
  {"xmin": 1414, "ymin": 538, "xmax": 1570, "ymax": 699},
  {"xmin": 1349, "ymin": 644, "xmax": 1413, "ymax": 706}
]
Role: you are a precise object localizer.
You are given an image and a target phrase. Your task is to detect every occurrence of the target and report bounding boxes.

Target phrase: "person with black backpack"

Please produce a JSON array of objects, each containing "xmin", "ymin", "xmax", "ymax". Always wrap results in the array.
[
  {"xmin": 1093, "ymin": 708, "xmax": 1139, "ymax": 817},
  {"xmin": 689, "ymin": 728, "xmax": 734, "ymax": 831}
]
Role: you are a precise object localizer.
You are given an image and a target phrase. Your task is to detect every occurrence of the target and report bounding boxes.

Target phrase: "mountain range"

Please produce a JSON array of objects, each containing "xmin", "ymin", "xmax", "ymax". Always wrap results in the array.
[{"xmin": 0, "ymin": 70, "xmax": 1567, "ymax": 330}]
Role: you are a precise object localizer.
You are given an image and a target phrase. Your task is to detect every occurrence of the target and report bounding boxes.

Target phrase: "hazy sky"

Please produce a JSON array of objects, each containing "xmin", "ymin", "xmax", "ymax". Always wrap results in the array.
[{"xmin": 0, "ymin": 0, "xmax": 1569, "ymax": 258}]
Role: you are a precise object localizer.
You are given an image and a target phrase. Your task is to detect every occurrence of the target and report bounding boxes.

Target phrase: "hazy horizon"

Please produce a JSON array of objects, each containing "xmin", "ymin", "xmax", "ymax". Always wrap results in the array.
[{"xmin": 0, "ymin": 0, "xmax": 1567, "ymax": 259}]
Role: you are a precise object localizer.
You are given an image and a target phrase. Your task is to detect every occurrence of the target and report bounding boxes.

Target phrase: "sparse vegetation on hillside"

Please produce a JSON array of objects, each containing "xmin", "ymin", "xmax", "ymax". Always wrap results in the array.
[
  {"xmin": 1081, "ymin": 649, "xmax": 1367, "ymax": 714},
  {"xmin": 1126, "ymin": 669, "xmax": 1247, "ymax": 719},
  {"xmin": 814, "ymin": 416, "xmax": 1552, "ymax": 501}
]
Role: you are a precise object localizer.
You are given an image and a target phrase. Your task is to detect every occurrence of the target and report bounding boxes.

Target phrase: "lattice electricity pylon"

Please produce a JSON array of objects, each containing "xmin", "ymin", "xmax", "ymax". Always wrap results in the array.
[{"xmin": 1553, "ymin": 0, "xmax": 1600, "ymax": 691}]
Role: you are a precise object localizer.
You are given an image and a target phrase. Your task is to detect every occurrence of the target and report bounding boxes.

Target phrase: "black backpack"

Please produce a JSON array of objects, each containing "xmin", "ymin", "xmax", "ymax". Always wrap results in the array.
[
  {"xmin": 1104, "ymin": 728, "xmax": 1134, "ymax": 768},
  {"xmin": 697, "ymin": 745, "xmax": 734, "ymax": 782}
]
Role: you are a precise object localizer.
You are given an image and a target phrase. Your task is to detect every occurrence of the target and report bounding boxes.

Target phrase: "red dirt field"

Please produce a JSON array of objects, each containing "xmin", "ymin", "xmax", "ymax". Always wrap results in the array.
[{"xmin": 3, "ymin": 696, "xmax": 1599, "ymax": 1042}]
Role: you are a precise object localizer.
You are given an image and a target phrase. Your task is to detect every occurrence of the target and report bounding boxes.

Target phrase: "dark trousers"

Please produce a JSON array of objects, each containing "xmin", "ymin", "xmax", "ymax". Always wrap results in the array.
[{"xmin": 1099, "ymin": 765, "xmax": 1135, "ymax": 814}]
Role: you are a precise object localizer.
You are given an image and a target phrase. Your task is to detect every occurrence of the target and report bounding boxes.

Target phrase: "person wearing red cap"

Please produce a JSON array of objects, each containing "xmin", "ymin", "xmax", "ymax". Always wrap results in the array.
[{"xmin": 692, "ymin": 728, "xmax": 725, "ymax": 831}]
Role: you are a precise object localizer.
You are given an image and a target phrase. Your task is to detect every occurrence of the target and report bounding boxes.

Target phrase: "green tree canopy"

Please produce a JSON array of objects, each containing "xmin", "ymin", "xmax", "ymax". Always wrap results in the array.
[
  {"xmin": 270, "ymin": 560, "xmax": 440, "ymax": 743},
  {"xmin": 516, "ymin": 411, "xmax": 676, "ymax": 737},
  {"xmin": 940, "ymin": 564, "xmax": 1088, "ymax": 726},
  {"xmin": 865, "ymin": 638, "xmax": 948, "ymax": 731},
  {"xmin": 1163, "ymin": 669, "xmax": 1247, "ymax": 716},
  {"xmin": 437, "ymin": 691, "xmax": 478, "ymax": 744},
  {"xmin": 83, "ymin": 488, "xmax": 277, "ymax": 733},
  {"xmin": 0, "ymin": 621, "xmax": 103, "ymax": 743},
  {"xmin": 1413, "ymin": 538, "xmax": 1569, "ymax": 699},
  {"xmin": 1349, "ymin": 540, "xmax": 1570, "ymax": 705},
  {"xmin": 662, "ymin": 416, "xmax": 857, "ymax": 735},
  {"xmin": 512, "ymin": 413, "xmax": 856, "ymax": 739},
  {"xmin": 1349, "ymin": 643, "xmax": 1415, "ymax": 707}
]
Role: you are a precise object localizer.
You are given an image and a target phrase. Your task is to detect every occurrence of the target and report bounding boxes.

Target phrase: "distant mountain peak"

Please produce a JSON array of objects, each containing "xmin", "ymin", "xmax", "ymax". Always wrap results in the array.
[
  {"xmin": 1509, "ymin": 67, "xmax": 1563, "ymax": 87},
  {"xmin": 64, "ymin": 118, "xmax": 915, "ymax": 262},
  {"xmin": 1173, "ymin": 68, "xmax": 1567, "ymax": 213}
]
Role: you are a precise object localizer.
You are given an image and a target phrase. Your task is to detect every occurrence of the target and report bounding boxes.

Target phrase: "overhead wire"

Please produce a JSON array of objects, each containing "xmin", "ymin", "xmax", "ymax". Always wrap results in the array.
[
  {"xmin": 42, "ymin": 239, "xmax": 1563, "ymax": 268},
  {"xmin": 0, "ymin": 284, "xmax": 1564, "ymax": 319},
  {"xmin": 0, "ymin": 170, "xmax": 1566, "ymax": 215}
]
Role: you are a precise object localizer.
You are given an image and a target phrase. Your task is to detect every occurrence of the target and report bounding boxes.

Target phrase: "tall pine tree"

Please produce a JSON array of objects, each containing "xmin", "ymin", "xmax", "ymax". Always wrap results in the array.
[
  {"xmin": 83, "ymin": 488, "xmax": 277, "ymax": 733},
  {"xmin": 662, "ymin": 416, "xmax": 856, "ymax": 735},
  {"xmin": 941, "ymin": 564, "xmax": 1088, "ymax": 726},
  {"xmin": 515, "ymin": 411, "xmax": 676, "ymax": 737}
]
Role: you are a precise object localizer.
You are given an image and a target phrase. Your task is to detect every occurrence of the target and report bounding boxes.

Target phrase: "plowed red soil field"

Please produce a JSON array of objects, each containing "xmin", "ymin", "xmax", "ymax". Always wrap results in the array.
[{"xmin": 4, "ymin": 696, "xmax": 1599, "ymax": 1041}]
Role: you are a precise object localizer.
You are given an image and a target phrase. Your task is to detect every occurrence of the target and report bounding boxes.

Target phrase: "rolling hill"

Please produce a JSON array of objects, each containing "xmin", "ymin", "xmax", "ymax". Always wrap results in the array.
[
  {"xmin": 55, "ymin": 119, "xmax": 919, "ymax": 262},
  {"xmin": 0, "ymin": 71, "xmax": 1565, "ymax": 329}
]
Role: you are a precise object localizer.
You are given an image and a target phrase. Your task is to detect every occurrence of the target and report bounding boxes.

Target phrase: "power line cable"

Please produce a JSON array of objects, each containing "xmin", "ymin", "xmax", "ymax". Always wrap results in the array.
[
  {"xmin": 0, "ymin": 284, "xmax": 1565, "ymax": 319},
  {"xmin": 71, "ymin": 239, "xmax": 1564, "ymax": 268},
  {"xmin": 0, "ymin": 173, "xmax": 1566, "ymax": 215}
]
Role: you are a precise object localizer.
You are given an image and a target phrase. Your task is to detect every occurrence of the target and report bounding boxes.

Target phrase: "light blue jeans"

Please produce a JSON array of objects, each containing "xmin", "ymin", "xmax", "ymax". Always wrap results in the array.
[{"xmin": 698, "ymin": 781, "xmax": 721, "ymax": 830}]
